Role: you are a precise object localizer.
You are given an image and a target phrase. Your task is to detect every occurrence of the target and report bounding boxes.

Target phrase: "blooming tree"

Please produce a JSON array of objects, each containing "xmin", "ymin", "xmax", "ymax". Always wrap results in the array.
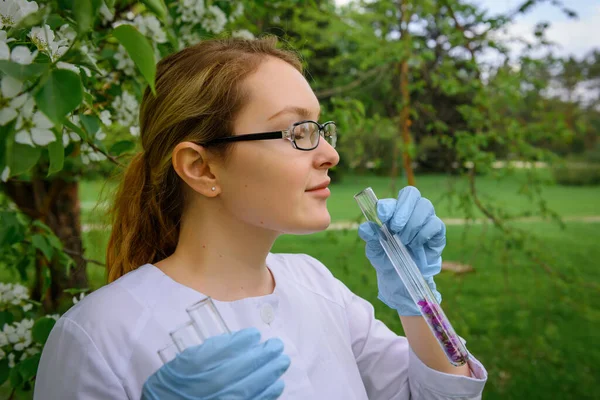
[{"xmin": 0, "ymin": 0, "xmax": 261, "ymax": 393}]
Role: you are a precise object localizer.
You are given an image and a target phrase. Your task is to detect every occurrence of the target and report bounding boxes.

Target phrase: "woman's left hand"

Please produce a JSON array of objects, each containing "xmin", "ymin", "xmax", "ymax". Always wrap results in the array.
[{"xmin": 358, "ymin": 186, "xmax": 446, "ymax": 316}]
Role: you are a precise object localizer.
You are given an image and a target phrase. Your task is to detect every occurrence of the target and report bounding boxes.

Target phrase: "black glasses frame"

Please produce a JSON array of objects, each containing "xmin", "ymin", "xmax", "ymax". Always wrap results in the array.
[{"xmin": 200, "ymin": 120, "xmax": 337, "ymax": 151}]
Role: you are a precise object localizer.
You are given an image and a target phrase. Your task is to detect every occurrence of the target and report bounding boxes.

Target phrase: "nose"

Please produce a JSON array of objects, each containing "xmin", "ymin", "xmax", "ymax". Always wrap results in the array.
[{"xmin": 314, "ymin": 135, "xmax": 340, "ymax": 169}]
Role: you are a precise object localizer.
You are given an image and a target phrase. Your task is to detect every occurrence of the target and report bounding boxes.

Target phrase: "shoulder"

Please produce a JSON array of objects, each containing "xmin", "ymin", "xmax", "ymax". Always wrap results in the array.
[
  {"xmin": 48, "ymin": 264, "xmax": 168, "ymax": 369},
  {"xmin": 61, "ymin": 264, "xmax": 161, "ymax": 330},
  {"xmin": 268, "ymin": 252, "xmax": 345, "ymax": 307}
]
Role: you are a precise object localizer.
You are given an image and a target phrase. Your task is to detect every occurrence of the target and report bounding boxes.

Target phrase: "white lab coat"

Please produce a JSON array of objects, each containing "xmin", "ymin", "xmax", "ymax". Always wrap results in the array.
[{"xmin": 34, "ymin": 252, "xmax": 487, "ymax": 399}]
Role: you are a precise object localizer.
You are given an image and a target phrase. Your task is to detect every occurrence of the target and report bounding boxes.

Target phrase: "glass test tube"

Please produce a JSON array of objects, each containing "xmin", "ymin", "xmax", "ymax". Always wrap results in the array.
[
  {"xmin": 354, "ymin": 187, "xmax": 469, "ymax": 366},
  {"xmin": 157, "ymin": 343, "xmax": 178, "ymax": 364},
  {"xmin": 186, "ymin": 297, "xmax": 231, "ymax": 340},
  {"xmin": 169, "ymin": 320, "xmax": 203, "ymax": 352}
]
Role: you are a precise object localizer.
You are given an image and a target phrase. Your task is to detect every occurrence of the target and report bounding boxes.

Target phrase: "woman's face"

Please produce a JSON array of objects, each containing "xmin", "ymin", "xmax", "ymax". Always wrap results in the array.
[{"xmin": 215, "ymin": 56, "xmax": 340, "ymax": 234}]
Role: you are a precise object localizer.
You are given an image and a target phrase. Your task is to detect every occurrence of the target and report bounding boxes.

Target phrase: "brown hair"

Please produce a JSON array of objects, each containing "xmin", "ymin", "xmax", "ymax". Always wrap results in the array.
[{"xmin": 105, "ymin": 36, "xmax": 302, "ymax": 282}]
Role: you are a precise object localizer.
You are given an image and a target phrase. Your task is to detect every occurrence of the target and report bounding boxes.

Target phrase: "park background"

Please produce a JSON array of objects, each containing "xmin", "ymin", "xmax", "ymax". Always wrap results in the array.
[{"xmin": 0, "ymin": 0, "xmax": 599, "ymax": 398}]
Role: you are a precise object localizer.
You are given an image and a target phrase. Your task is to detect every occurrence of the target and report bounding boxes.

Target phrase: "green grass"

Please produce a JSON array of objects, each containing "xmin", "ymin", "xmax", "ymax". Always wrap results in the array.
[
  {"xmin": 79, "ymin": 171, "xmax": 600, "ymax": 224},
  {"xmin": 325, "ymin": 172, "xmax": 600, "ymax": 221}
]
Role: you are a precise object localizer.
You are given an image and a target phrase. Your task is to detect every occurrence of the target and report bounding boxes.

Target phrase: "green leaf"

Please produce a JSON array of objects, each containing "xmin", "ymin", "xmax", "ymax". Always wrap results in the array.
[
  {"xmin": 109, "ymin": 140, "xmax": 135, "ymax": 155},
  {"xmin": 105, "ymin": 0, "xmax": 116, "ymax": 7},
  {"xmin": 9, "ymin": 365, "xmax": 22, "ymax": 388},
  {"xmin": 7, "ymin": 6, "xmax": 50, "ymax": 36},
  {"xmin": 62, "ymin": 48, "xmax": 103, "ymax": 75},
  {"xmin": 0, "ymin": 311, "xmax": 15, "ymax": 330},
  {"xmin": 35, "ymin": 69, "xmax": 83, "ymax": 126},
  {"xmin": 73, "ymin": 0, "xmax": 94, "ymax": 33},
  {"xmin": 32, "ymin": 317, "xmax": 56, "ymax": 345},
  {"xmin": 18, "ymin": 354, "xmax": 41, "ymax": 382},
  {"xmin": 31, "ymin": 234, "xmax": 54, "ymax": 261},
  {"xmin": 63, "ymin": 288, "xmax": 90, "ymax": 295},
  {"xmin": 0, "ymin": 60, "xmax": 49, "ymax": 81},
  {"xmin": 0, "ymin": 358, "xmax": 9, "ymax": 386},
  {"xmin": 112, "ymin": 24, "xmax": 157, "ymax": 95},
  {"xmin": 47, "ymin": 133, "xmax": 64, "ymax": 176},
  {"xmin": 141, "ymin": 0, "xmax": 168, "ymax": 20},
  {"xmin": 15, "ymin": 256, "xmax": 30, "ymax": 281},
  {"xmin": 7, "ymin": 143, "xmax": 41, "ymax": 176},
  {"xmin": 0, "ymin": 211, "xmax": 24, "ymax": 246},
  {"xmin": 41, "ymin": 267, "xmax": 52, "ymax": 301},
  {"xmin": 63, "ymin": 118, "xmax": 87, "ymax": 140},
  {"xmin": 80, "ymin": 114, "xmax": 100, "ymax": 136}
]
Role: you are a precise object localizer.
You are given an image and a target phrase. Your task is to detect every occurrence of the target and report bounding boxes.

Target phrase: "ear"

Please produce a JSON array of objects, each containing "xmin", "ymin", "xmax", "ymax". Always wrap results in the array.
[{"xmin": 171, "ymin": 141, "xmax": 221, "ymax": 197}]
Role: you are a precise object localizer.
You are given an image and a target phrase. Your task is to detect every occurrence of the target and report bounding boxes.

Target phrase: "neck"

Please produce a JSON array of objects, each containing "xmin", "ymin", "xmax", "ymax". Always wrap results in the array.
[{"xmin": 155, "ymin": 199, "xmax": 280, "ymax": 301}]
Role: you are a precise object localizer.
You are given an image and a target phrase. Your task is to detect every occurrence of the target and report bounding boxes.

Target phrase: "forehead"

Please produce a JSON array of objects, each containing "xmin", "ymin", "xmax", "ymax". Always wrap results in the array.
[{"xmin": 238, "ymin": 57, "xmax": 321, "ymax": 123}]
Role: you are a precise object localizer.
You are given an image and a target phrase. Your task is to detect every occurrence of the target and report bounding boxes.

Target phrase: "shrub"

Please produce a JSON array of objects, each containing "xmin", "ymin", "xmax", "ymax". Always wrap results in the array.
[{"xmin": 552, "ymin": 162, "xmax": 600, "ymax": 186}]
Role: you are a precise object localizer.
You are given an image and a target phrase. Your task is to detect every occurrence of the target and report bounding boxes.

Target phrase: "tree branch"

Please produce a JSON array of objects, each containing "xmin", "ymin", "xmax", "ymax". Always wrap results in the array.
[
  {"xmin": 315, "ymin": 63, "xmax": 393, "ymax": 99},
  {"xmin": 62, "ymin": 247, "xmax": 105, "ymax": 267}
]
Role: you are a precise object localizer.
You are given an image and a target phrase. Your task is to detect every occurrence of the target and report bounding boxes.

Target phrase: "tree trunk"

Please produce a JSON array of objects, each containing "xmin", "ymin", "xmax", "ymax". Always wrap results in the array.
[
  {"xmin": 392, "ymin": 0, "xmax": 416, "ymax": 194},
  {"xmin": 5, "ymin": 177, "xmax": 88, "ymax": 312}
]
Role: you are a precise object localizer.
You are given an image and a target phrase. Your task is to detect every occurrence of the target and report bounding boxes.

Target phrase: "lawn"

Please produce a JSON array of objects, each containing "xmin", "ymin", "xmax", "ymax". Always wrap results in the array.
[{"xmin": 80, "ymin": 171, "xmax": 600, "ymax": 224}]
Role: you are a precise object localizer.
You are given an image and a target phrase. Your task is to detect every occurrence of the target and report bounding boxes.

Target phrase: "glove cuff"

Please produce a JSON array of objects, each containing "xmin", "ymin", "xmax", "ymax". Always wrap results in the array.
[{"xmin": 384, "ymin": 288, "xmax": 443, "ymax": 317}]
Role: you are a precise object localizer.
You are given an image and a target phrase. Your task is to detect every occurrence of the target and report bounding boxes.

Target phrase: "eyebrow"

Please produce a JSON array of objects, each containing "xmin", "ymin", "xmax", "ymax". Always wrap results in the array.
[{"xmin": 267, "ymin": 106, "xmax": 321, "ymax": 121}]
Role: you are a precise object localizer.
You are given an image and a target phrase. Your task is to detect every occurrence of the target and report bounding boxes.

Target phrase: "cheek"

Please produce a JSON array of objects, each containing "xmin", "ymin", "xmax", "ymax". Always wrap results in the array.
[{"xmin": 220, "ymin": 151, "xmax": 308, "ymax": 227}]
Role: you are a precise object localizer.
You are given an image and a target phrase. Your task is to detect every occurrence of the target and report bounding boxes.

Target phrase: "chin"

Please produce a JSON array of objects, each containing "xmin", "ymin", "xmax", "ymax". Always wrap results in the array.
[{"xmin": 290, "ymin": 214, "xmax": 331, "ymax": 235}]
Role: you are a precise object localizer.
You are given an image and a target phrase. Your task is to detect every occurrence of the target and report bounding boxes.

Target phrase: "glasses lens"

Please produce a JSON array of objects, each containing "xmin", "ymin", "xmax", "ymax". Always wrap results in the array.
[
  {"xmin": 323, "ymin": 123, "xmax": 337, "ymax": 148},
  {"xmin": 293, "ymin": 122, "xmax": 320, "ymax": 149}
]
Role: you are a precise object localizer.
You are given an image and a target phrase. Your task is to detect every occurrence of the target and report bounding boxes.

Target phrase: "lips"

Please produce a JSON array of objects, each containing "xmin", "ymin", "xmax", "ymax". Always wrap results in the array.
[{"xmin": 306, "ymin": 179, "xmax": 331, "ymax": 191}]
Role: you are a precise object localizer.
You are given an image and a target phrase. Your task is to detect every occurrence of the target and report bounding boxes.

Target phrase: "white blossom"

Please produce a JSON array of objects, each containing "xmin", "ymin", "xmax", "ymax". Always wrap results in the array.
[
  {"xmin": 8, "ymin": 352, "xmax": 14, "ymax": 368},
  {"xmin": 14, "ymin": 97, "xmax": 55, "ymax": 147},
  {"xmin": 99, "ymin": 2, "xmax": 114, "ymax": 24},
  {"xmin": 178, "ymin": 24, "xmax": 201, "ymax": 48},
  {"xmin": 57, "ymin": 23, "xmax": 76, "ymax": 43},
  {"xmin": 0, "ymin": 0, "xmax": 39, "ymax": 29},
  {"xmin": 62, "ymin": 114, "xmax": 81, "ymax": 147},
  {"xmin": 134, "ymin": 14, "xmax": 167, "ymax": 43},
  {"xmin": 0, "ymin": 41, "xmax": 37, "ymax": 64},
  {"xmin": 56, "ymin": 61, "xmax": 80, "ymax": 74},
  {"xmin": 78, "ymin": 126, "xmax": 106, "ymax": 164},
  {"xmin": 114, "ymin": 45, "xmax": 136, "ymax": 76},
  {"xmin": 22, "ymin": 303, "xmax": 32, "ymax": 312},
  {"xmin": 0, "ymin": 75, "xmax": 30, "ymax": 125},
  {"xmin": 202, "ymin": 5, "xmax": 227, "ymax": 34},
  {"xmin": 229, "ymin": 3, "xmax": 244, "ymax": 21},
  {"xmin": 112, "ymin": 90, "xmax": 139, "ymax": 128},
  {"xmin": 72, "ymin": 293, "xmax": 85, "ymax": 304},
  {"xmin": 0, "ymin": 29, "xmax": 15, "ymax": 43},
  {"xmin": 129, "ymin": 125, "xmax": 139, "ymax": 137},
  {"xmin": 1, "ymin": 166, "xmax": 9, "ymax": 182},
  {"xmin": 99, "ymin": 110, "xmax": 112, "ymax": 126},
  {"xmin": 29, "ymin": 24, "xmax": 70, "ymax": 61},
  {"xmin": 0, "ymin": 282, "xmax": 30, "ymax": 307},
  {"xmin": 232, "ymin": 29, "xmax": 254, "ymax": 40},
  {"xmin": 178, "ymin": 0, "xmax": 205, "ymax": 23}
]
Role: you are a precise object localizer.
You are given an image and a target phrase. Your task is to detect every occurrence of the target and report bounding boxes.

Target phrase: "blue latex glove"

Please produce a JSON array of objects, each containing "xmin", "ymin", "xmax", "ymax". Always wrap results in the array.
[
  {"xmin": 142, "ymin": 328, "xmax": 290, "ymax": 400},
  {"xmin": 357, "ymin": 186, "xmax": 446, "ymax": 316}
]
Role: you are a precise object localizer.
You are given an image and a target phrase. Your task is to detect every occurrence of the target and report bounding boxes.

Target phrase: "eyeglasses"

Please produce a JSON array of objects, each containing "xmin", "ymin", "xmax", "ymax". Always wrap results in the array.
[{"xmin": 200, "ymin": 120, "xmax": 337, "ymax": 151}]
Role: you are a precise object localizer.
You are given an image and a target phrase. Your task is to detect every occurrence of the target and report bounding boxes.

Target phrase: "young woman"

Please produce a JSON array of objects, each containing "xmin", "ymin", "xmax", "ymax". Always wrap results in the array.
[{"xmin": 34, "ymin": 36, "xmax": 487, "ymax": 399}]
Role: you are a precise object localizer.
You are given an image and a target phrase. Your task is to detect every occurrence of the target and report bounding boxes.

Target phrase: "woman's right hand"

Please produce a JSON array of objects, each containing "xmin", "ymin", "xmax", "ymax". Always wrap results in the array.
[{"xmin": 142, "ymin": 327, "xmax": 291, "ymax": 400}]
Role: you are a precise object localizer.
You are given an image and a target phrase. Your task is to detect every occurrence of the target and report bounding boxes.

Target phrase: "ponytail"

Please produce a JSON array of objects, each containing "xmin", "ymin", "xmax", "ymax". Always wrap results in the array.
[{"xmin": 106, "ymin": 152, "xmax": 180, "ymax": 282}]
